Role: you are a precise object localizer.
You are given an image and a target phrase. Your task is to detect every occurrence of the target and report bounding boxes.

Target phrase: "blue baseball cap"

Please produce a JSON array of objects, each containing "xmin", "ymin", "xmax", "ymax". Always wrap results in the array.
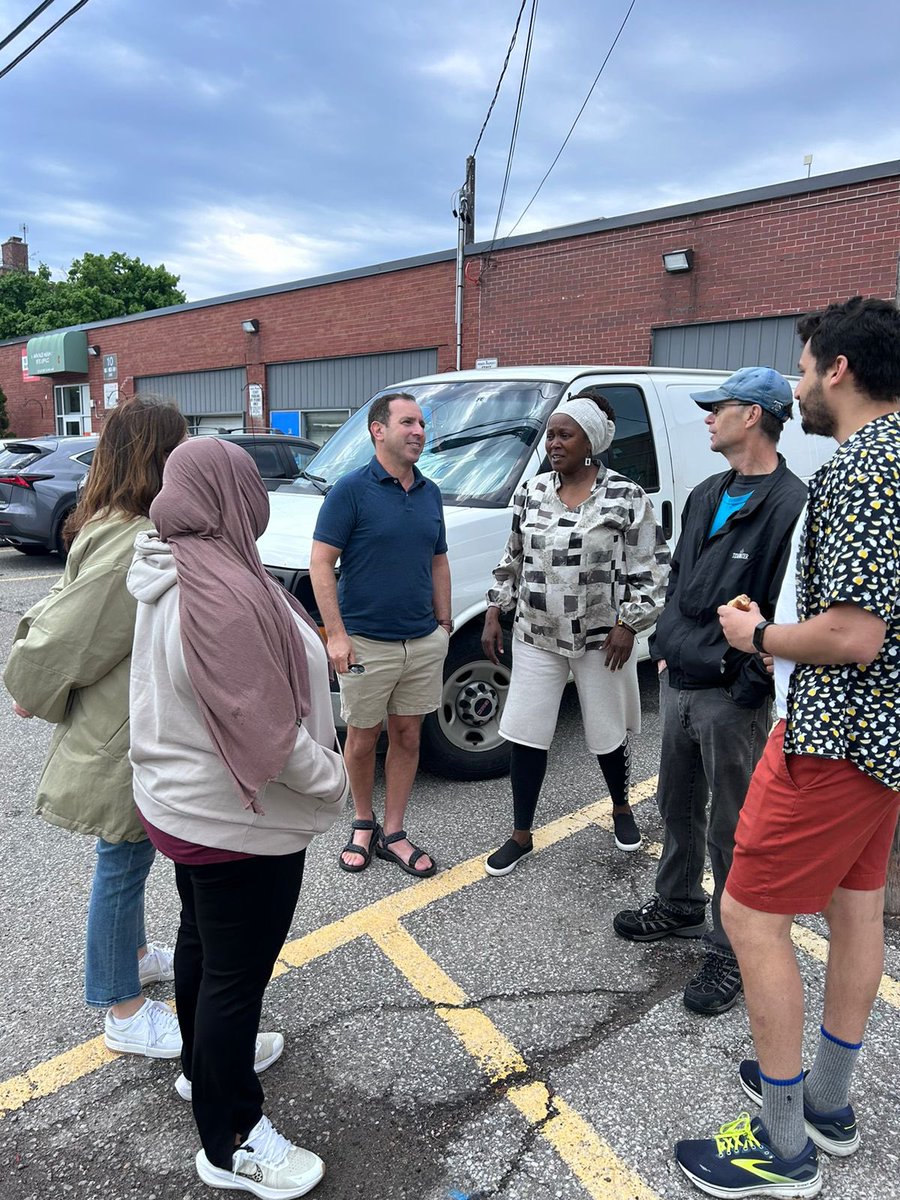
[{"xmin": 691, "ymin": 367, "xmax": 794, "ymax": 422}]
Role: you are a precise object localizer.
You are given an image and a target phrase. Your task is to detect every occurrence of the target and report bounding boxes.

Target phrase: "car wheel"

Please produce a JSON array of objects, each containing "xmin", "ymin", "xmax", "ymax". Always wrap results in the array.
[
  {"xmin": 54, "ymin": 510, "xmax": 74, "ymax": 561},
  {"xmin": 419, "ymin": 625, "xmax": 512, "ymax": 780},
  {"xmin": 12, "ymin": 543, "xmax": 50, "ymax": 556}
]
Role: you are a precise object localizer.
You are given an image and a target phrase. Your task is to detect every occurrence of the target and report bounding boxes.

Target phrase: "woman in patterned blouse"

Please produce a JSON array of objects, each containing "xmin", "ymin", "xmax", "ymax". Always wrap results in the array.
[{"xmin": 481, "ymin": 390, "xmax": 669, "ymax": 876}]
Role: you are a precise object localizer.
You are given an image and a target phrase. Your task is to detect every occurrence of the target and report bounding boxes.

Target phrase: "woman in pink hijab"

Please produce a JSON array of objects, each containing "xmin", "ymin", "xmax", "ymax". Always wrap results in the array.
[{"xmin": 128, "ymin": 437, "xmax": 348, "ymax": 1199}]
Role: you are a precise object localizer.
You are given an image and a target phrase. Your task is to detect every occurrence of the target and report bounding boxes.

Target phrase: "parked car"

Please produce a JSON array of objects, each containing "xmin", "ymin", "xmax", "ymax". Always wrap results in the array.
[
  {"xmin": 256, "ymin": 365, "xmax": 834, "ymax": 781},
  {"xmin": 200, "ymin": 431, "xmax": 320, "ymax": 491},
  {"xmin": 0, "ymin": 435, "xmax": 98, "ymax": 558}
]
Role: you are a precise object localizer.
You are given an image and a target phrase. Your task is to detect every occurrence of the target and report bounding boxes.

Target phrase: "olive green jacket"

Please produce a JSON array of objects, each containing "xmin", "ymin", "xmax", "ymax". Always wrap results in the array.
[{"xmin": 4, "ymin": 514, "xmax": 152, "ymax": 843}]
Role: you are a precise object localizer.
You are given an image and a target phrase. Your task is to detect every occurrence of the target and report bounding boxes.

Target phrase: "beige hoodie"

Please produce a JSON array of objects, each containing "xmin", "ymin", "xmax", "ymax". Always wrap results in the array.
[{"xmin": 127, "ymin": 532, "xmax": 348, "ymax": 855}]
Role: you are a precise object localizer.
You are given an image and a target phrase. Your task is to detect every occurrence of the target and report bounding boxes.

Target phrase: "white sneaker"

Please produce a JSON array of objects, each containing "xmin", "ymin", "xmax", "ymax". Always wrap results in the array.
[
  {"xmin": 104, "ymin": 998, "xmax": 182, "ymax": 1059},
  {"xmin": 137, "ymin": 942, "xmax": 175, "ymax": 986},
  {"xmin": 195, "ymin": 1114, "xmax": 324, "ymax": 1198},
  {"xmin": 176, "ymin": 1032, "xmax": 285, "ymax": 1100}
]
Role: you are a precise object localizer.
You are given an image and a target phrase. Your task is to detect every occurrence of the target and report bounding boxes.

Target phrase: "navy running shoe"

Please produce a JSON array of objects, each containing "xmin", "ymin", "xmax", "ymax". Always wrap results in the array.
[
  {"xmin": 738, "ymin": 1059, "xmax": 860, "ymax": 1157},
  {"xmin": 675, "ymin": 1112, "xmax": 821, "ymax": 1198}
]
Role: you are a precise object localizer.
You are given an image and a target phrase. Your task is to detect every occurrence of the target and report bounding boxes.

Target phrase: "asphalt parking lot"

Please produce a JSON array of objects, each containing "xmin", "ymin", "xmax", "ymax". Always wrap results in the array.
[{"xmin": 1, "ymin": 543, "xmax": 898, "ymax": 1200}]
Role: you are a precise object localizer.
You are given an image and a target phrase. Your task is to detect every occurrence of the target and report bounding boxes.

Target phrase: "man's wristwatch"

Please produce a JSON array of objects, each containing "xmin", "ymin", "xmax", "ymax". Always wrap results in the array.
[{"xmin": 752, "ymin": 619, "xmax": 774, "ymax": 654}]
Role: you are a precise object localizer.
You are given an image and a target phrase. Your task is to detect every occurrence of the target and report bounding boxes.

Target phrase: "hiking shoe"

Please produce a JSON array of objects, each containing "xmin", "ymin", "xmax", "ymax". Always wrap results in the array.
[
  {"xmin": 612, "ymin": 894, "xmax": 707, "ymax": 942},
  {"xmin": 675, "ymin": 1112, "xmax": 821, "ymax": 1198},
  {"xmin": 176, "ymin": 1032, "xmax": 285, "ymax": 1100},
  {"xmin": 485, "ymin": 837, "xmax": 533, "ymax": 876},
  {"xmin": 739, "ymin": 1060, "xmax": 860, "ymax": 1157},
  {"xmin": 196, "ymin": 1114, "xmax": 324, "ymax": 1198},
  {"xmin": 137, "ymin": 942, "xmax": 175, "ymax": 986},
  {"xmin": 613, "ymin": 809, "xmax": 641, "ymax": 851},
  {"xmin": 104, "ymin": 998, "xmax": 182, "ymax": 1059},
  {"xmin": 684, "ymin": 952, "xmax": 743, "ymax": 1015}
]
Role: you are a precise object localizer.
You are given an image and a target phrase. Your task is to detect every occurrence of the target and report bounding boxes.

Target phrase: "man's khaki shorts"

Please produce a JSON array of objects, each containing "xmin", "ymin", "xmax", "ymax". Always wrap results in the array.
[{"xmin": 338, "ymin": 627, "xmax": 450, "ymax": 729}]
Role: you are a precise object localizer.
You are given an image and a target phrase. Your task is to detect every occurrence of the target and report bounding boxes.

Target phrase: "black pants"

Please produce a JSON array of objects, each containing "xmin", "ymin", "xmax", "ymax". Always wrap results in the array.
[{"xmin": 173, "ymin": 849, "xmax": 306, "ymax": 1169}]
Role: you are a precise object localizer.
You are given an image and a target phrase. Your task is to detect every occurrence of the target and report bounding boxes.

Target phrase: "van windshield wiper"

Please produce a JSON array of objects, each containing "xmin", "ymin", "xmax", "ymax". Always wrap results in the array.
[
  {"xmin": 297, "ymin": 470, "xmax": 329, "ymax": 494},
  {"xmin": 430, "ymin": 418, "xmax": 542, "ymax": 453}
]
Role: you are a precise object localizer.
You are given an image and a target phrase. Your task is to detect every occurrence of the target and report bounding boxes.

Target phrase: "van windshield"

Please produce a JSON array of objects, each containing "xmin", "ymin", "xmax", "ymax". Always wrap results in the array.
[{"xmin": 283, "ymin": 379, "xmax": 565, "ymax": 507}]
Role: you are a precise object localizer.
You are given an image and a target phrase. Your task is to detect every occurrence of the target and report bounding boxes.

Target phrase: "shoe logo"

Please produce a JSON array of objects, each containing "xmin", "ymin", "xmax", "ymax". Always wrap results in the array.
[
  {"xmin": 732, "ymin": 1157, "xmax": 792, "ymax": 1183},
  {"xmin": 237, "ymin": 1164, "xmax": 265, "ymax": 1184}
]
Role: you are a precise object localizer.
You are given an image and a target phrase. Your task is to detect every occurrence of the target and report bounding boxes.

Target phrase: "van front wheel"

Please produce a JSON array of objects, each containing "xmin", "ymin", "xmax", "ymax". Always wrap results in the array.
[{"xmin": 420, "ymin": 627, "xmax": 512, "ymax": 780}]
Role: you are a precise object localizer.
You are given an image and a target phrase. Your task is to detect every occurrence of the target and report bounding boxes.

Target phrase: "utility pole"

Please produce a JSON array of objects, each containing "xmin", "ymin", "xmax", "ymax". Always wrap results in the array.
[{"xmin": 453, "ymin": 156, "xmax": 476, "ymax": 370}]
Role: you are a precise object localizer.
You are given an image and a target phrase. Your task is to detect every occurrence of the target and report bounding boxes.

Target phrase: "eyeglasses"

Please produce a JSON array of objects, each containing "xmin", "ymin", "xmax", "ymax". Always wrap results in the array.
[{"xmin": 708, "ymin": 401, "xmax": 747, "ymax": 418}]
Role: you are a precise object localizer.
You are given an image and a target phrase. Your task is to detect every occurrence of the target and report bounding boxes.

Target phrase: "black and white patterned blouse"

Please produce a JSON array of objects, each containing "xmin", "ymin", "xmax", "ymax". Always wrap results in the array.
[
  {"xmin": 486, "ymin": 468, "xmax": 670, "ymax": 658},
  {"xmin": 784, "ymin": 412, "xmax": 900, "ymax": 790}
]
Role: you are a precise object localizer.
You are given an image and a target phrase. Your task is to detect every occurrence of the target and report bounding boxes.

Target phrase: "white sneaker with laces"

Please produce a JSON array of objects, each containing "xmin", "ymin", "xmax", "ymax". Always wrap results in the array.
[
  {"xmin": 195, "ymin": 1114, "xmax": 324, "ymax": 1198},
  {"xmin": 137, "ymin": 942, "xmax": 175, "ymax": 986},
  {"xmin": 104, "ymin": 998, "xmax": 182, "ymax": 1059},
  {"xmin": 176, "ymin": 1032, "xmax": 285, "ymax": 1100}
]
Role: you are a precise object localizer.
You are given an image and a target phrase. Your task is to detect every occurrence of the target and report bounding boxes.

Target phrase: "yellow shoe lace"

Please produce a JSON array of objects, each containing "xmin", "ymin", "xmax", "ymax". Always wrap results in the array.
[{"xmin": 713, "ymin": 1113, "xmax": 762, "ymax": 1155}]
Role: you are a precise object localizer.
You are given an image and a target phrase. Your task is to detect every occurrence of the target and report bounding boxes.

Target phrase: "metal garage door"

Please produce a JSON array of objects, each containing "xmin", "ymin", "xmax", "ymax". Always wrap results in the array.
[
  {"xmin": 267, "ymin": 349, "xmax": 439, "ymax": 412},
  {"xmin": 652, "ymin": 316, "xmax": 803, "ymax": 376},
  {"xmin": 135, "ymin": 367, "xmax": 245, "ymax": 425}
]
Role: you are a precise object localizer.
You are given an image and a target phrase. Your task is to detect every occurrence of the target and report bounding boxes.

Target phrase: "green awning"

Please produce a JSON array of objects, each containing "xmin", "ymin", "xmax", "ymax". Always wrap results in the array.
[{"xmin": 25, "ymin": 330, "xmax": 89, "ymax": 375}]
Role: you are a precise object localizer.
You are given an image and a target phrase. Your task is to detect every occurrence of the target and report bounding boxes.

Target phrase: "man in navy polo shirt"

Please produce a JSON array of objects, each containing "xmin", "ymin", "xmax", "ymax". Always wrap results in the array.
[{"xmin": 310, "ymin": 392, "xmax": 451, "ymax": 879}]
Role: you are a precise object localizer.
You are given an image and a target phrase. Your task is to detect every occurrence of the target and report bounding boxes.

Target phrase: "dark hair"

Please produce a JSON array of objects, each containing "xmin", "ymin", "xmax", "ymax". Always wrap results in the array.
[
  {"xmin": 64, "ymin": 395, "xmax": 188, "ymax": 546},
  {"xmin": 797, "ymin": 296, "xmax": 900, "ymax": 404},
  {"xmin": 759, "ymin": 409, "xmax": 784, "ymax": 444},
  {"xmin": 570, "ymin": 386, "xmax": 616, "ymax": 423},
  {"xmin": 368, "ymin": 391, "xmax": 417, "ymax": 444}
]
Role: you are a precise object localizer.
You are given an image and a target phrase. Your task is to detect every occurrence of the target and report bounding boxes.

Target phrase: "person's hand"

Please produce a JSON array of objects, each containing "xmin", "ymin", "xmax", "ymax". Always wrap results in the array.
[
  {"xmin": 601, "ymin": 624, "xmax": 635, "ymax": 671},
  {"xmin": 326, "ymin": 632, "xmax": 354, "ymax": 675},
  {"xmin": 717, "ymin": 600, "xmax": 762, "ymax": 653},
  {"xmin": 761, "ymin": 653, "xmax": 774, "ymax": 676},
  {"xmin": 481, "ymin": 607, "xmax": 505, "ymax": 665},
  {"xmin": 657, "ymin": 657, "xmax": 667, "ymax": 674},
  {"xmin": 13, "ymin": 703, "xmax": 33, "ymax": 718}
]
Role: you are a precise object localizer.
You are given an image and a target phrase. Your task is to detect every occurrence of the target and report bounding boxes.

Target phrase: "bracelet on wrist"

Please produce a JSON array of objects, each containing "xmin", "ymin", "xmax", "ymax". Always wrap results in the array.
[{"xmin": 616, "ymin": 619, "xmax": 636, "ymax": 635}]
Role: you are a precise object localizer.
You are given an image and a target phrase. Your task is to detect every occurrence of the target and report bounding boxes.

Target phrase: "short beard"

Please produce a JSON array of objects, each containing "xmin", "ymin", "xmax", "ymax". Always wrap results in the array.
[{"xmin": 800, "ymin": 379, "xmax": 835, "ymax": 438}]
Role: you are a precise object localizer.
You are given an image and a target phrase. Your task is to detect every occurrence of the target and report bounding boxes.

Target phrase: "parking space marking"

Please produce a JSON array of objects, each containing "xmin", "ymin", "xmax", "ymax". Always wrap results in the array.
[{"xmin": 373, "ymin": 921, "xmax": 658, "ymax": 1200}]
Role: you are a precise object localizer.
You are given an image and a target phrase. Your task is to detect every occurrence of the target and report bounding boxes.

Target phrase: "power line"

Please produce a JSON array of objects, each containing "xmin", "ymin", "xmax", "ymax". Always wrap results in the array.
[
  {"xmin": 505, "ymin": 0, "xmax": 637, "ymax": 239},
  {"xmin": 0, "ymin": 0, "xmax": 58, "ymax": 54},
  {"xmin": 471, "ymin": 0, "xmax": 529, "ymax": 159},
  {"xmin": 486, "ymin": 0, "xmax": 539, "ymax": 254},
  {"xmin": 0, "ymin": 0, "xmax": 91, "ymax": 82}
]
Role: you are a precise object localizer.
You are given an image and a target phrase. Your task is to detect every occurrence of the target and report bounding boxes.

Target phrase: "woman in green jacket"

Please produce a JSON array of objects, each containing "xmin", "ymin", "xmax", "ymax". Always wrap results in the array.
[{"xmin": 4, "ymin": 397, "xmax": 189, "ymax": 1058}]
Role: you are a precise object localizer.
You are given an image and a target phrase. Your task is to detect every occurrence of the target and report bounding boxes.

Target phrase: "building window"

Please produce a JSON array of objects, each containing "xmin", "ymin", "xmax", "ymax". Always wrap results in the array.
[{"xmin": 304, "ymin": 408, "xmax": 350, "ymax": 446}]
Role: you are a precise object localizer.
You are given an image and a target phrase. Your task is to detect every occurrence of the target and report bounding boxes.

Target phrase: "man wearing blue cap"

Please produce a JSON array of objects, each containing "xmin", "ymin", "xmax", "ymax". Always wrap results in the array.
[{"xmin": 613, "ymin": 365, "xmax": 806, "ymax": 1015}]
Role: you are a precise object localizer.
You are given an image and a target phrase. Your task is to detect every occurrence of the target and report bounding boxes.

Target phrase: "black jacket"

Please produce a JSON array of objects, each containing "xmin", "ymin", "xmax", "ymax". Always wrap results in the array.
[{"xmin": 651, "ymin": 455, "xmax": 806, "ymax": 708}]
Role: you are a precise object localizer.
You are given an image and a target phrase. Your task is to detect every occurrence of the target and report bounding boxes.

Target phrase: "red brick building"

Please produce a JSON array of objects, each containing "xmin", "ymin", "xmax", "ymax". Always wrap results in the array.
[{"xmin": 1, "ymin": 159, "xmax": 898, "ymax": 440}]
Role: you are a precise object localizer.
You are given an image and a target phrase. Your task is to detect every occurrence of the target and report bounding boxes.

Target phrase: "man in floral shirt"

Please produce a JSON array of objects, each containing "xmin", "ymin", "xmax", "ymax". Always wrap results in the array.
[{"xmin": 675, "ymin": 296, "xmax": 900, "ymax": 1199}]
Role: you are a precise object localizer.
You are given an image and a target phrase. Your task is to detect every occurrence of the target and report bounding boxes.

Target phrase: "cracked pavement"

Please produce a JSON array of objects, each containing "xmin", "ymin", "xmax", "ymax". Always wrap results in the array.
[{"xmin": 1, "ymin": 546, "xmax": 898, "ymax": 1200}]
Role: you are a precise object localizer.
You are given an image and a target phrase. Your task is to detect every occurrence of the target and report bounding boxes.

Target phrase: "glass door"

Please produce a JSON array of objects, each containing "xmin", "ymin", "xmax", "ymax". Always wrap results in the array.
[{"xmin": 54, "ymin": 384, "xmax": 92, "ymax": 435}]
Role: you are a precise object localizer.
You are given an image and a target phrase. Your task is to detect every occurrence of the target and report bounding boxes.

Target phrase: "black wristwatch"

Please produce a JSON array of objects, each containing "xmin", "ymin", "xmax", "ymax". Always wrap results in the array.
[{"xmin": 752, "ymin": 619, "xmax": 774, "ymax": 654}]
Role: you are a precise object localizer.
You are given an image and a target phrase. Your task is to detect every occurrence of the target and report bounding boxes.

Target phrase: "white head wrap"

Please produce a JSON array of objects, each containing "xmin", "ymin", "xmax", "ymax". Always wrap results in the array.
[{"xmin": 563, "ymin": 398, "xmax": 615, "ymax": 456}]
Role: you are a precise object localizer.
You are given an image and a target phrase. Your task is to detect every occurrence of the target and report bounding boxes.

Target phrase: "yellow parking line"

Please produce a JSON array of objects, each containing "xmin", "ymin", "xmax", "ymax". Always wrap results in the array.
[
  {"xmin": 374, "ymin": 922, "xmax": 658, "ymax": 1200},
  {"xmin": 0, "ymin": 1036, "xmax": 115, "ymax": 1118}
]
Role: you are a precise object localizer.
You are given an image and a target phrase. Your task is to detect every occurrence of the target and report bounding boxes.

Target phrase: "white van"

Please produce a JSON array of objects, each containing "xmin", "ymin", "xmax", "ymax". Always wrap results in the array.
[{"xmin": 257, "ymin": 366, "xmax": 832, "ymax": 781}]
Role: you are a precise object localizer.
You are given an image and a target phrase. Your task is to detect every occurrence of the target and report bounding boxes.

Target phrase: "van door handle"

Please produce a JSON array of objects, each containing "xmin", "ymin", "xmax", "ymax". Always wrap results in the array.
[{"xmin": 661, "ymin": 500, "xmax": 673, "ymax": 541}]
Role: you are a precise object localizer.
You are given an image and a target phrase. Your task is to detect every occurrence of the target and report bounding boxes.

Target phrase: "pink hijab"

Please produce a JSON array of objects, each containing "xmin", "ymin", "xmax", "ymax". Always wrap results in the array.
[{"xmin": 150, "ymin": 437, "xmax": 318, "ymax": 812}]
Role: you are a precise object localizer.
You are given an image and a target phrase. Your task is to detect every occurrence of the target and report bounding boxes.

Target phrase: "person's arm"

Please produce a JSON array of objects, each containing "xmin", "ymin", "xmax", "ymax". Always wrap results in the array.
[
  {"xmin": 483, "ymin": 485, "xmax": 527, "ymax": 664},
  {"xmin": 718, "ymin": 600, "xmax": 886, "ymax": 665},
  {"xmin": 432, "ymin": 552, "xmax": 452, "ymax": 629},
  {"xmin": 614, "ymin": 489, "xmax": 672, "ymax": 635},
  {"xmin": 308, "ymin": 540, "xmax": 354, "ymax": 674}
]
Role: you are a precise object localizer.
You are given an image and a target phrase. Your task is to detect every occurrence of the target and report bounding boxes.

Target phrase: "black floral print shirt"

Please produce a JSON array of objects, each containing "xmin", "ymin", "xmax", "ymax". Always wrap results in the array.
[
  {"xmin": 784, "ymin": 412, "xmax": 900, "ymax": 790},
  {"xmin": 486, "ymin": 468, "xmax": 670, "ymax": 658}
]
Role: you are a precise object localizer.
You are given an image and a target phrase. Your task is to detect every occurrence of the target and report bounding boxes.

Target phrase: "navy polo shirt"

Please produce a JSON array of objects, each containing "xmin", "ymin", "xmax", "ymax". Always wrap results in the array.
[{"xmin": 313, "ymin": 456, "xmax": 448, "ymax": 640}]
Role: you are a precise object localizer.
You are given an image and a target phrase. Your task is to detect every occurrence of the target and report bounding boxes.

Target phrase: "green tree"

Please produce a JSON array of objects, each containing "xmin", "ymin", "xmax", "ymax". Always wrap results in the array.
[{"xmin": 0, "ymin": 252, "xmax": 186, "ymax": 339}]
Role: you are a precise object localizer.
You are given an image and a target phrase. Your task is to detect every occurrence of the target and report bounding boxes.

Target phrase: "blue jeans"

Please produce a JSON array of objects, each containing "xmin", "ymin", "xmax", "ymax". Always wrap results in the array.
[{"xmin": 85, "ymin": 836, "xmax": 156, "ymax": 1008}]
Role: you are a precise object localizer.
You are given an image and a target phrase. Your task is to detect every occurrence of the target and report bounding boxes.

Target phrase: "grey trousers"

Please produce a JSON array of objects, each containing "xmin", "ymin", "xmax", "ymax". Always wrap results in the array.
[{"xmin": 654, "ymin": 671, "xmax": 770, "ymax": 956}]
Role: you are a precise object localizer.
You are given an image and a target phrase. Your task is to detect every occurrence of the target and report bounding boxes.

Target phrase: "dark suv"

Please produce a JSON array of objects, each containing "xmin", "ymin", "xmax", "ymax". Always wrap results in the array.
[
  {"xmin": 0, "ymin": 435, "xmax": 98, "ymax": 557},
  {"xmin": 203, "ymin": 432, "xmax": 320, "ymax": 491}
]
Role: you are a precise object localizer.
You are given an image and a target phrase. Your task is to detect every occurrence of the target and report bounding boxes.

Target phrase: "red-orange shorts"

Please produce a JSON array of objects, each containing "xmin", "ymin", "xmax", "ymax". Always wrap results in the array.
[{"xmin": 726, "ymin": 721, "xmax": 900, "ymax": 915}]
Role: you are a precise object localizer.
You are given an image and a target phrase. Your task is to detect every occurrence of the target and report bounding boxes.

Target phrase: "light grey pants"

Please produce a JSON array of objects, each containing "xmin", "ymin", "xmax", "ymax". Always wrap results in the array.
[{"xmin": 654, "ymin": 671, "xmax": 770, "ymax": 956}]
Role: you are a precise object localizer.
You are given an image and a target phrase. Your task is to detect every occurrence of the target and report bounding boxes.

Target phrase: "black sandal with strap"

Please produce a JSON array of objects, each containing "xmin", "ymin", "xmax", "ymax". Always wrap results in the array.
[
  {"xmin": 337, "ymin": 817, "xmax": 382, "ymax": 873},
  {"xmin": 375, "ymin": 829, "xmax": 437, "ymax": 878}
]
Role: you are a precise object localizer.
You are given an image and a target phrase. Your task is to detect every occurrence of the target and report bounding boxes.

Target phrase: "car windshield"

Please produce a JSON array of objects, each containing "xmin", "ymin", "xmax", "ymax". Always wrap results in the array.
[{"xmin": 281, "ymin": 379, "xmax": 564, "ymax": 507}]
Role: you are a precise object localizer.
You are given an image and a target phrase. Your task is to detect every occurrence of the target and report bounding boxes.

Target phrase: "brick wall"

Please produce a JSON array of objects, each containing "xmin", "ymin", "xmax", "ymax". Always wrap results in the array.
[{"xmin": 2, "ymin": 174, "xmax": 898, "ymax": 437}]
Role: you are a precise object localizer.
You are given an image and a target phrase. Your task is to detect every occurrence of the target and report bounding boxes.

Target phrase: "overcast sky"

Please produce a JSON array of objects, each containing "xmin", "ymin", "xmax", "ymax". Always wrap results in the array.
[{"xmin": 1, "ymin": 0, "xmax": 898, "ymax": 302}]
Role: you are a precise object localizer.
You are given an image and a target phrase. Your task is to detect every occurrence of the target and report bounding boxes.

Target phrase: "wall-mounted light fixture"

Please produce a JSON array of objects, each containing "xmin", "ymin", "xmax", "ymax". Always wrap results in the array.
[
  {"xmin": 87, "ymin": 344, "xmax": 101, "ymax": 356},
  {"xmin": 662, "ymin": 248, "xmax": 694, "ymax": 274},
  {"xmin": 241, "ymin": 318, "xmax": 260, "ymax": 334}
]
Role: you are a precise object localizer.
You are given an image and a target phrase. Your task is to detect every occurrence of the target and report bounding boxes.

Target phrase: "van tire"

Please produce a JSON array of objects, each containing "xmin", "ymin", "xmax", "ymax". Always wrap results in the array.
[{"xmin": 420, "ymin": 626, "xmax": 512, "ymax": 780}]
